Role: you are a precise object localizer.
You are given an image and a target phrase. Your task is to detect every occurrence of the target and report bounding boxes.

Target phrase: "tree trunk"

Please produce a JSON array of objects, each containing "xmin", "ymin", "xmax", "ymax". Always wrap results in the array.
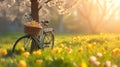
[
  {"xmin": 30, "ymin": 0, "xmax": 39, "ymax": 22},
  {"xmin": 58, "ymin": 15, "xmax": 63, "ymax": 33},
  {"xmin": 30, "ymin": 0, "xmax": 39, "ymax": 52}
]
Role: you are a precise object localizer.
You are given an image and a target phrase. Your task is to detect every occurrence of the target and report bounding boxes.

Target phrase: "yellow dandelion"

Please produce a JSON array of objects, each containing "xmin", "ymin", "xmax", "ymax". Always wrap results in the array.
[
  {"xmin": 22, "ymin": 52, "xmax": 30, "ymax": 57},
  {"xmin": 54, "ymin": 47, "xmax": 62, "ymax": 54},
  {"xmin": 59, "ymin": 44, "xmax": 64, "ymax": 48},
  {"xmin": 36, "ymin": 59, "xmax": 43, "ymax": 64},
  {"xmin": 73, "ymin": 36, "xmax": 80, "ymax": 41},
  {"xmin": 111, "ymin": 48, "xmax": 120, "ymax": 54},
  {"xmin": 93, "ymin": 42, "xmax": 96, "ymax": 47},
  {"xmin": 1, "ymin": 49, "xmax": 7, "ymax": 56},
  {"xmin": 79, "ymin": 62, "xmax": 88, "ymax": 67},
  {"xmin": 77, "ymin": 36, "xmax": 80, "ymax": 40},
  {"xmin": 18, "ymin": 60, "xmax": 26, "ymax": 67},
  {"xmin": 49, "ymin": 50, "xmax": 53, "ymax": 54},
  {"xmin": 73, "ymin": 37, "xmax": 77, "ymax": 40},
  {"xmin": 20, "ymin": 47, "xmax": 25, "ymax": 52},
  {"xmin": 33, "ymin": 50, "xmax": 42, "ymax": 56},
  {"xmin": 86, "ymin": 44, "xmax": 92, "ymax": 50},
  {"xmin": 111, "ymin": 50, "xmax": 116, "ymax": 54}
]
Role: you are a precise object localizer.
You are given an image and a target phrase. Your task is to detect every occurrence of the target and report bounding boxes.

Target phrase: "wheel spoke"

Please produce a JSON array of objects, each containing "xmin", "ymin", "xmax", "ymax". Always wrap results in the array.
[
  {"xmin": 24, "ymin": 37, "xmax": 32, "ymax": 50},
  {"xmin": 12, "ymin": 35, "xmax": 33, "ymax": 55},
  {"xmin": 43, "ymin": 32, "xmax": 54, "ymax": 49}
]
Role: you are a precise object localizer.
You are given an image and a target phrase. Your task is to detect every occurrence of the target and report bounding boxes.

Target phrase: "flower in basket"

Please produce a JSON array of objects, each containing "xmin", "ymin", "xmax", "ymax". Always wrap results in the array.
[
  {"xmin": 24, "ymin": 21, "xmax": 42, "ymax": 36},
  {"xmin": 25, "ymin": 21, "xmax": 42, "ymax": 28}
]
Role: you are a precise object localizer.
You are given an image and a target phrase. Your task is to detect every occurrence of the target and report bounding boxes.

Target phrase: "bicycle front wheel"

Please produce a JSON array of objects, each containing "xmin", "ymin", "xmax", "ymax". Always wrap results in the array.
[{"xmin": 12, "ymin": 35, "xmax": 36, "ymax": 55}]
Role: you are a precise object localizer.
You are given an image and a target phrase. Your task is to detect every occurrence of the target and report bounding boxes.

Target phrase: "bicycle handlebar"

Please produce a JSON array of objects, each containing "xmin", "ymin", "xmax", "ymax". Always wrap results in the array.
[
  {"xmin": 41, "ymin": 20, "xmax": 49, "ymax": 27},
  {"xmin": 24, "ymin": 14, "xmax": 50, "ymax": 27}
]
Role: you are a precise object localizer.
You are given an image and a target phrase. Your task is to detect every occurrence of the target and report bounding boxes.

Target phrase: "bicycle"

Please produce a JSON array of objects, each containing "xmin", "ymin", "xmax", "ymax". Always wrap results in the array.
[{"xmin": 12, "ymin": 15, "xmax": 54, "ymax": 55}]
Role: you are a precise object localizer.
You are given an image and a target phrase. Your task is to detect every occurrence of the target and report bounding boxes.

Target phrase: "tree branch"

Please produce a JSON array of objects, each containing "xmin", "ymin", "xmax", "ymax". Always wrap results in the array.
[
  {"xmin": 0, "ymin": 0, "xmax": 4, "ymax": 2},
  {"xmin": 38, "ymin": 0, "xmax": 52, "ymax": 10},
  {"xmin": 94, "ymin": 0, "xmax": 114, "ymax": 31},
  {"xmin": 45, "ymin": 0, "xmax": 52, "ymax": 3}
]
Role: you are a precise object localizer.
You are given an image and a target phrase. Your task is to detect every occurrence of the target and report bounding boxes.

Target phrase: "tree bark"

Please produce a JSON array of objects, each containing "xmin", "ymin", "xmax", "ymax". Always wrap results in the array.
[
  {"xmin": 30, "ymin": 0, "xmax": 39, "ymax": 22},
  {"xmin": 30, "ymin": 0, "xmax": 39, "ymax": 52}
]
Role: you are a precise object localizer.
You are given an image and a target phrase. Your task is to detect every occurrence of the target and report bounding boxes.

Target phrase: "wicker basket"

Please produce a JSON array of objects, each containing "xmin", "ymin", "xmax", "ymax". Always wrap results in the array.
[{"xmin": 24, "ymin": 22, "xmax": 42, "ymax": 36}]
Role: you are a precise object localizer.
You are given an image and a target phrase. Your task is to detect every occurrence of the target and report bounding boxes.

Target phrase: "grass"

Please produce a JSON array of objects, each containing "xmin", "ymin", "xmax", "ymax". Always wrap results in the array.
[{"xmin": 0, "ymin": 32, "xmax": 120, "ymax": 67}]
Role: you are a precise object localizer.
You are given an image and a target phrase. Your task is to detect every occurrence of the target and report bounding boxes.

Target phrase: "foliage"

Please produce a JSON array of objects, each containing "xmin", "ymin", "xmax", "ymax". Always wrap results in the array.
[{"xmin": 0, "ymin": 33, "xmax": 120, "ymax": 67}]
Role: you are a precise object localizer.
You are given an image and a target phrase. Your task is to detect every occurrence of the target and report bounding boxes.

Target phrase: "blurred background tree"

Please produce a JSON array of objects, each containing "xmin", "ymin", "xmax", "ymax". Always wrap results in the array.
[
  {"xmin": 0, "ymin": 0, "xmax": 120, "ymax": 34},
  {"xmin": 0, "ymin": 0, "xmax": 78, "ymax": 34}
]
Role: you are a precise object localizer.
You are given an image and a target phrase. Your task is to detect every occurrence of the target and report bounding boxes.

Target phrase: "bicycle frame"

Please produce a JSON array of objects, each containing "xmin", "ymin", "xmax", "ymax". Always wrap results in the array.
[{"xmin": 12, "ymin": 15, "xmax": 54, "ymax": 55}]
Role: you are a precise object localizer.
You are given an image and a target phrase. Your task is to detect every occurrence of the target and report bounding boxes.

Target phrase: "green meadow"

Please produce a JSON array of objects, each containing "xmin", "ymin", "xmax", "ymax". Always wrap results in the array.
[{"xmin": 0, "ymin": 33, "xmax": 120, "ymax": 67}]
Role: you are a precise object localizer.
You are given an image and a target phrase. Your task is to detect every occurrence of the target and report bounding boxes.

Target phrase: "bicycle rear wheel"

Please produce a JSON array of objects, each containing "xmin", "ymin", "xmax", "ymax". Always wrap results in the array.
[
  {"xmin": 12, "ymin": 35, "xmax": 37, "ymax": 55},
  {"xmin": 43, "ymin": 32, "xmax": 54, "ymax": 49}
]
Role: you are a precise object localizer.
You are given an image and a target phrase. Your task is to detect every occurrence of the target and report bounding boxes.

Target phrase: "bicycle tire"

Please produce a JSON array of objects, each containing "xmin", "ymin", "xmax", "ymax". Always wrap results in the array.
[
  {"xmin": 43, "ymin": 32, "xmax": 54, "ymax": 49},
  {"xmin": 12, "ymin": 35, "xmax": 37, "ymax": 55}
]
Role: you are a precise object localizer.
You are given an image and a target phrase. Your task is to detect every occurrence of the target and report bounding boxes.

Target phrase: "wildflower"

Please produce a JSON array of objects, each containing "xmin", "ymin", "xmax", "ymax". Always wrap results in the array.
[
  {"xmin": 26, "ymin": 21, "xmax": 41, "ymax": 28},
  {"xmin": 54, "ymin": 47, "xmax": 62, "ymax": 54},
  {"xmin": 78, "ymin": 47, "xmax": 83, "ymax": 52},
  {"xmin": 89, "ymin": 56, "xmax": 96, "ymax": 63},
  {"xmin": 18, "ymin": 60, "xmax": 26, "ymax": 67},
  {"xmin": 33, "ymin": 50, "xmax": 42, "ymax": 56},
  {"xmin": 73, "ymin": 36, "xmax": 80, "ymax": 41},
  {"xmin": 104, "ymin": 60, "xmax": 111, "ymax": 67},
  {"xmin": 20, "ymin": 47, "xmax": 25, "ymax": 52},
  {"xmin": 93, "ymin": 61, "xmax": 100, "ymax": 67},
  {"xmin": 73, "ymin": 37, "xmax": 77, "ymax": 41},
  {"xmin": 22, "ymin": 52, "xmax": 30, "ymax": 57},
  {"xmin": 111, "ymin": 48, "xmax": 120, "ymax": 54},
  {"xmin": 1, "ymin": 49, "xmax": 7, "ymax": 56},
  {"xmin": 86, "ymin": 44, "xmax": 92, "ymax": 50},
  {"xmin": 64, "ymin": 47, "xmax": 72, "ymax": 54},
  {"xmin": 101, "ymin": 47, "xmax": 105, "ymax": 51},
  {"xmin": 49, "ymin": 50, "xmax": 53, "ymax": 54},
  {"xmin": 93, "ymin": 42, "xmax": 96, "ymax": 47},
  {"xmin": 36, "ymin": 59, "xmax": 43, "ymax": 64},
  {"xmin": 59, "ymin": 44, "xmax": 64, "ymax": 48},
  {"xmin": 96, "ymin": 52, "xmax": 102, "ymax": 58},
  {"xmin": 77, "ymin": 36, "xmax": 80, "ymax": 40},
  {"xmin": 79, "ymin": 62, "xmax": 88, "ymax": 67}
]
